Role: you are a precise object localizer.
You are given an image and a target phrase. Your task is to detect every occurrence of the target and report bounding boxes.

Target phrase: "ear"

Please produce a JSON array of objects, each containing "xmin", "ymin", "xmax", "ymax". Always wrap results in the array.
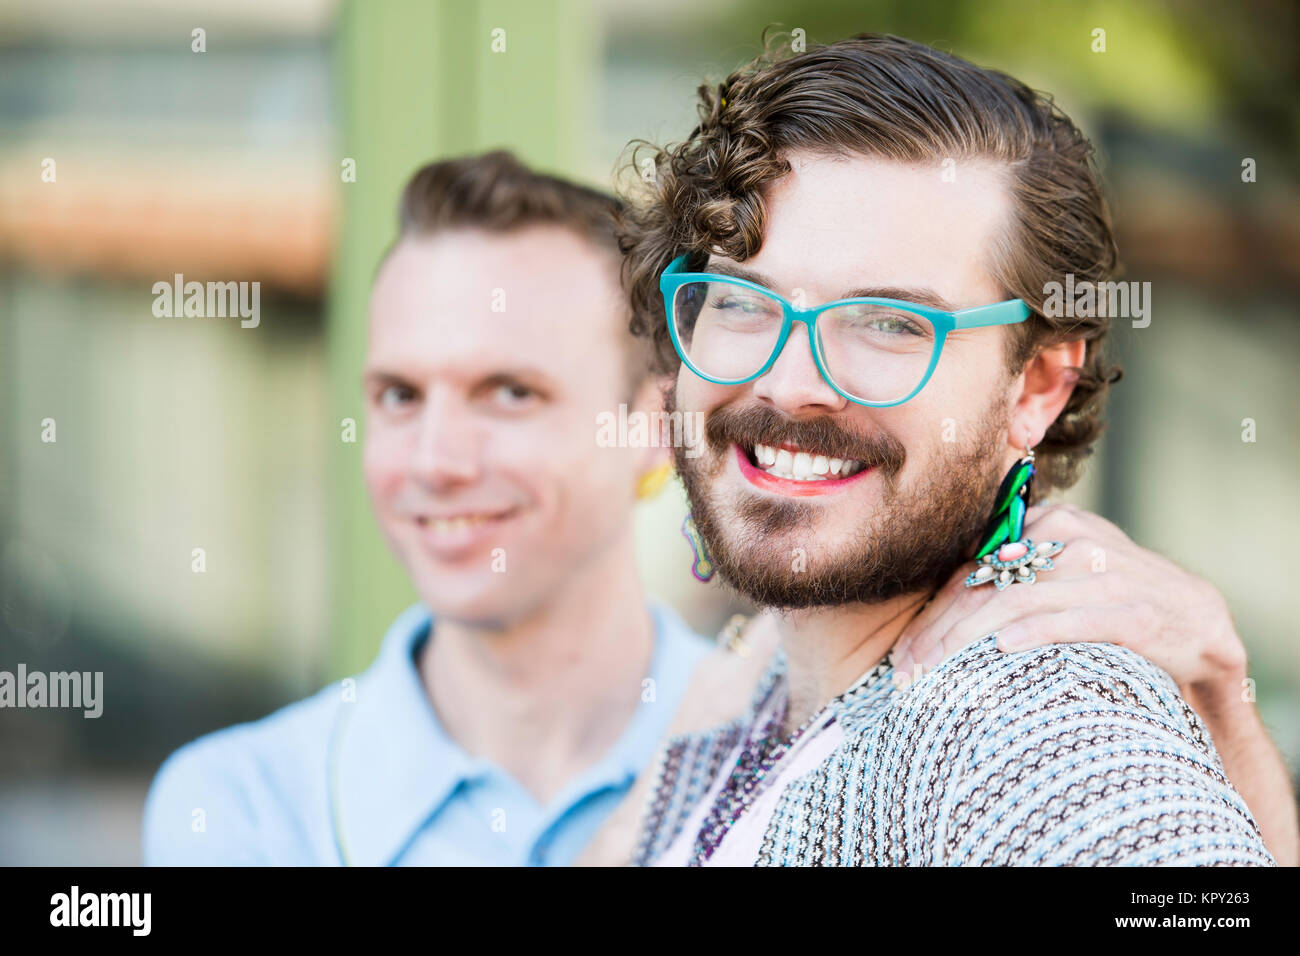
[
  {"xmin": 631, "ymin": 374, "xmax": 675, "ymax": 476},
  {"xmin": 1008, "ymin": 339, "xmax": 1086, "ymax": 451}
]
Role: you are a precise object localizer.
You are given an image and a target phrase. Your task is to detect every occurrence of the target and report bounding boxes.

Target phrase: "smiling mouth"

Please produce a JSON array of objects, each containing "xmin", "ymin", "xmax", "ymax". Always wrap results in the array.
[
  {"xmin": 743, "ymin": 442, "xmax": 869, "ymax": 482},
  {"xmin": 415, "ymin": 509, "xmax": 518, "ymax": 535}
]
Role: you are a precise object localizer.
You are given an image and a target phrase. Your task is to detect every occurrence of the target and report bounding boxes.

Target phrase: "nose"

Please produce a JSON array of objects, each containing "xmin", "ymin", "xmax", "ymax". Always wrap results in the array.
[
  {"xmin": 408, "ymin": 389, "xmax": 481, "ymax": 490},
  {"xmin": 751, "ymin": 320, "xmax": 849, "ymax": 416}
]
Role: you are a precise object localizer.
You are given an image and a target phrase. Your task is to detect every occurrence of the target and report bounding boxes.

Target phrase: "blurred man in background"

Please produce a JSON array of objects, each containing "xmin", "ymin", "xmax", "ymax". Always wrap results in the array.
[{"xmin": 143, "ymin": 152, "xmax": 712, "ymax": 865}]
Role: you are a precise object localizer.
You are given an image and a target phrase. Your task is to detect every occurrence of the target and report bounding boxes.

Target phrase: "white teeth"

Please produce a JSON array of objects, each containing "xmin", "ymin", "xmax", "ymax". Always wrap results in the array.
[
  {"xmin": 747, "ymin": 442, "xmax": 867, "ymax": 481},
  {"xmin": 745, "ymin": 440, "xmax": 869, "ymax": 481},
  {"xmin": 427, "ymin": 515, "xmax": 494, "ymax": 533}
]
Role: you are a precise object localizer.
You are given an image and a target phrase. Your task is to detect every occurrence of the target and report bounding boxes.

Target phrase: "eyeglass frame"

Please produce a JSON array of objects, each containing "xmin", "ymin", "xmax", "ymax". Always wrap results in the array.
[{"xmin": 659, "ymin": 254, "xmax": 1032, "ymax": 408}]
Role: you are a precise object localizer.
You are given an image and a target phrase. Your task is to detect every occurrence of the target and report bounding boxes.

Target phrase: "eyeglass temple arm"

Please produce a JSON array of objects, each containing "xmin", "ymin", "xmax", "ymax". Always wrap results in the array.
[
  {"xmin": 662, "ymin": 254, "xmax": 688, "ymax": 278},
  {"xmin": 951, "ymin": 300, "xmax": 1031, "ymax": 330}
]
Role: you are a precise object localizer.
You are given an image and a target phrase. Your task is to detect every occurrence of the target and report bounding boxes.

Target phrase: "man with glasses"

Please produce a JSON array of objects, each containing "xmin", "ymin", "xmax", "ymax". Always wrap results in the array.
[
  {"xmin": 144, "ymin": 149, "xmax": 1292, "ymax": 867},
  {"xmin": 617, "ymin": 34, "xmax": 1287, "ymax": 865}
]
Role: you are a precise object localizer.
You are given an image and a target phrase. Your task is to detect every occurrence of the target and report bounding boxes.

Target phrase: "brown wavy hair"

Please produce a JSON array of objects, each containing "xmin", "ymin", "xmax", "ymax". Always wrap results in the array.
[
  {"xmin": 616, "ymin": 32, "xmax": 1123, "ymax": 499},
  {"xmin": 394, "ymin": 150, "xmax": 652, "ymax": 389}
]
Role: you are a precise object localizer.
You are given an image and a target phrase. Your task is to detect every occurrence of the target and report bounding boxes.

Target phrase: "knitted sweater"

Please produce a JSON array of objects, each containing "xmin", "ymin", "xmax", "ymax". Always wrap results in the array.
[{"xmin": 633, "ymin": 635, "xmax": 1275, "ymax": 866}]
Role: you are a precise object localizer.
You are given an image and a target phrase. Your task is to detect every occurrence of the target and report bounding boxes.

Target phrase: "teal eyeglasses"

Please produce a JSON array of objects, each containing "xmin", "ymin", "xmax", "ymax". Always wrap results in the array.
[{"xmin": 660, "ymin": 254, "xmax": 1031, "ymax": 407}]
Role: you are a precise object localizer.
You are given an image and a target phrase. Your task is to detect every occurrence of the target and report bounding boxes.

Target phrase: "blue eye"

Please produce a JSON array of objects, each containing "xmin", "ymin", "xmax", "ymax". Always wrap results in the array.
[
  {"xmin": 870, "ymin": 316, "xmax": 919, "ymax": 335},
  {"xmin": 712, "ymin": 294, "xmax": 778, "ymax": 316},
  {"xmin": 491, "ymin": 382, "xmax": 540, "ymax": 407},
  {"xmin": 379, "ymin": 384, "xmax": 417, "ymax": 409},
  {"xmin": 837, "ymin": 307, "xmax": 927, "ymax": 337}
]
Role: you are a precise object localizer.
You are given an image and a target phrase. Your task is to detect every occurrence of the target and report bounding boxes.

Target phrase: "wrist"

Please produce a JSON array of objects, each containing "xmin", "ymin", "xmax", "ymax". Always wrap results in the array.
[
  {"xmin": 1185, "ymin": 659, "xmax": 1253, "ymax": 735},
  {"xmin": 1184, "ymin": 590, "xmax": 1249, "ymax": 714}
]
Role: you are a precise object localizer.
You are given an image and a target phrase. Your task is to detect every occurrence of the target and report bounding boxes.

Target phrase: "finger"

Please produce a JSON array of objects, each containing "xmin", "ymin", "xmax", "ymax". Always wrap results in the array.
[
  {"xmin": 933, "ymin": 579, "xmax": 1081, "ymax": 662},
  {"xmin": 1023, "ymin": 503, "xmax": 1129, "ymax": 550},
  {"xmin": 1001, "ymin": 604, "xmax": 1215, "ymax": 701},
  {"xmin": 894, "ymin": 572, "xmax": 1000, "ymax": 676},
  {"xmin": 891, "ymin": 570, "xmax": 973, "ymax": 674},
  {"xmin": 1021, "ymin": 502, "xmax": 1082, "ymax": 535},
  {"xmin": 896, "ymin": 565, "xmax": 970, "ymax": 646},
  {"xmin": 912, "ymin": 532, "xmax": 1117, "ymax": 676},
  {"xmin": 994, "ymin": 605, "xmax": 1149, "ymax": 655},
  {"xmin": 894, "ymin": 517, "xmax": 1122, "ymax": 679}
]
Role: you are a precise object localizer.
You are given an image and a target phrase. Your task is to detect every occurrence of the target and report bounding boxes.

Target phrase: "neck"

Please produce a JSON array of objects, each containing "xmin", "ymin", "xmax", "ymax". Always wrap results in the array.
[
  {"xmin": 419, "ymin": 528, "xmax": 654, "ymax": 805},
  {"xmin": 772, "ymin": 591, "xmax": 932, "ymax": 736}
]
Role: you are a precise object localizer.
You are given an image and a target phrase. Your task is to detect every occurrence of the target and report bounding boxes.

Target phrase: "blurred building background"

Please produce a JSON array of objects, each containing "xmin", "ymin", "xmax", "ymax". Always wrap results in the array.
[{"xmin": 0, "ymin": 0, "xmax": 1296, "ymax": 864}]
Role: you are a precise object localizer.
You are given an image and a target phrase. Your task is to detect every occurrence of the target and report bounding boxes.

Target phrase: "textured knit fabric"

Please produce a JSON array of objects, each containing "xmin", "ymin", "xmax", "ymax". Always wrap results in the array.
[
  {"xmin": 634, "ymin": 635, "xmax": 1275, "ymax": 866},
  {"xmin": 650, "ymin": 687, "xmax": 846, "ymax": 866}
]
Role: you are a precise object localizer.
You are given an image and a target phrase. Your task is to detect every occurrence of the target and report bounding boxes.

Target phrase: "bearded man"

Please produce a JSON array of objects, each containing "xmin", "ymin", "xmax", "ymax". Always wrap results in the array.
[{"xmin": 615, "ymin": 33, "xmax": 1286, "ymax": 866}]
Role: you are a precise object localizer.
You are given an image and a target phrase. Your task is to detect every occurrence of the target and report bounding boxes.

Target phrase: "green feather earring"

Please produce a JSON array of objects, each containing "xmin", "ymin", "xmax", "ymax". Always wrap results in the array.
[{"xmin": 965, "ymin": 448, "xmax": 1065, "ymax": 590}]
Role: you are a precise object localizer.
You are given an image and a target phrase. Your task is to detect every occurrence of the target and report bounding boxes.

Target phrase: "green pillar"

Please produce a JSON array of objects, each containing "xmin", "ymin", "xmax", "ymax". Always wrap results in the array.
[{"xmin": 326, "ymin": 0, "xmax": 594, "ymax": 677}]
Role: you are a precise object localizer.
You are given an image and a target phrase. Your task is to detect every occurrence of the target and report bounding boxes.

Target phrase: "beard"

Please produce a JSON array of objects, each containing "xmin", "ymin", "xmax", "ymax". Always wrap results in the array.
[{"xmin": 667, "ymin": 387, "xmax": 1011, "ymax": 609}]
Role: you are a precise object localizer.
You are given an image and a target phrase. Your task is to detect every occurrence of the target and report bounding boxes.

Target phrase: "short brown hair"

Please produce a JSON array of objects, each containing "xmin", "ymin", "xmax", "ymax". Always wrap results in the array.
[
  {"xmin": 394, "ymin": 150, "xmax": 652, "ymax": 387},
  {"xmin": 617, "ymin": 33, "xmax": 1123, "ymax": 499}
]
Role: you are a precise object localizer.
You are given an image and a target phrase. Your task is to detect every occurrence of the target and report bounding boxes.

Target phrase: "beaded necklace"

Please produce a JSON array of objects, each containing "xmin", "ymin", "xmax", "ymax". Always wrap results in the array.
[{"xmin": 689, "ymin": 681, "xmax": 850, "ymax": 866}]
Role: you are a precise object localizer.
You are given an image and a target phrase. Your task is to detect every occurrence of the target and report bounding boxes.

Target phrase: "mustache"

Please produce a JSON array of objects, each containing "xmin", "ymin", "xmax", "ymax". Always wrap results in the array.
[{"xmin": 702, "ymin": 402, "xmax": 907, "ymax": 475}]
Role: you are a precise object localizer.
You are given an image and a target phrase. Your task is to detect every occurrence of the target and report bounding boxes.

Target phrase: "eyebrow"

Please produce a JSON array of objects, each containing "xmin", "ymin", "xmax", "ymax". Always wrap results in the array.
[
  {"xmin": 702, "ymin": 261, "xmax": 959, "ymax": 313},
  {"xmin": 362, "ymin": 370, "xmax": 405, "ymax": 390},
  {"xmin": 362, "ymin": 367, "xmax": 557, "ymax": 391}
]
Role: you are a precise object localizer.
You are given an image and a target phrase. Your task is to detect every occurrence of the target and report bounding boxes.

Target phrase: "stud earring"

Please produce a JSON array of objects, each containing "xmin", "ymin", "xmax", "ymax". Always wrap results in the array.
[{"xmin": 636, "ymin": 462, "xmax": 673, "ymax": 500}]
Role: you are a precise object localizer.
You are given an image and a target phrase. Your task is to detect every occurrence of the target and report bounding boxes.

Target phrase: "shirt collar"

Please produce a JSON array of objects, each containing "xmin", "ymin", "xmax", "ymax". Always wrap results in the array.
[
  {"xmin": 333, "ymin": 601, "xmax": 706, "ymax": 866},
  {"xmin": 733, "ymin": 643, "xmax": 896, "ymax": 734},
  {"xmin": 333, "ymin": 603, "xmax": 471, "ymax": 866}
]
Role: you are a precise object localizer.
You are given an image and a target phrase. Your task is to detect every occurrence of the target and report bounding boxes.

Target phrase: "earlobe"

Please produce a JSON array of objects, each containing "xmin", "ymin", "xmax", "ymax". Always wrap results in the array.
[{"xmin": 631, "ymin": 375, "xmax": 673, "ymax": 483}]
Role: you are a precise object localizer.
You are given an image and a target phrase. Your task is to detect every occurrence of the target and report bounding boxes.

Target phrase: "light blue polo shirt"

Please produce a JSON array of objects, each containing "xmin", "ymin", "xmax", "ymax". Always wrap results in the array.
[{"xmin": 142, "ymin": 602, "xmax": 709, "ymax": 866}]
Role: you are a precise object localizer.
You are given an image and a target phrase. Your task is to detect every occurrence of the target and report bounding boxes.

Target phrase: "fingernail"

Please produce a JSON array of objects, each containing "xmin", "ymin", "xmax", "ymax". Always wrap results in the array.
[{"xmin": 996, "ymin": 628, "xmax": 1027, "ymax": 651}]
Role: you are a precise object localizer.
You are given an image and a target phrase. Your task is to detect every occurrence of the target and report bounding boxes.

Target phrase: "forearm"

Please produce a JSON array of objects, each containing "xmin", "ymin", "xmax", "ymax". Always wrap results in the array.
[{"xmin": 1187, "ymin": 680, "xmax": 1299, "ymax": 866}]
